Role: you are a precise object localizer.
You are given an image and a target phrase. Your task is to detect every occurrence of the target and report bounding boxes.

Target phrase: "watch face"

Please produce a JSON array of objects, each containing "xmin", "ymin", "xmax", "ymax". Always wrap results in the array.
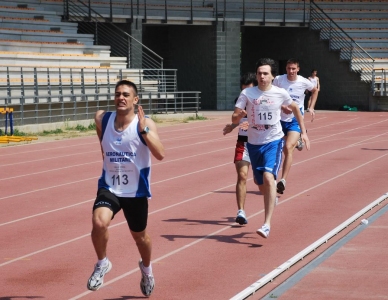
[{"xmin": 141, "ymin": 126, "xmax": 149, "ymax": 134}]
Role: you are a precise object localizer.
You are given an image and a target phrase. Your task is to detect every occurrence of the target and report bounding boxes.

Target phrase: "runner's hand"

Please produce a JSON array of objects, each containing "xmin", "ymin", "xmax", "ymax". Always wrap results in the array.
[{"xmin": 309, "ymin": 108, "xmax": 315, "ymax": 122}]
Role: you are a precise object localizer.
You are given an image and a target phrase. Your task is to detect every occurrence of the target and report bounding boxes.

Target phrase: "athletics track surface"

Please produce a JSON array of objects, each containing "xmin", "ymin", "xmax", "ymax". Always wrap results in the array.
[{"xmin": 0, "ymin": 110, "xmax": 387, "ymax": 299}]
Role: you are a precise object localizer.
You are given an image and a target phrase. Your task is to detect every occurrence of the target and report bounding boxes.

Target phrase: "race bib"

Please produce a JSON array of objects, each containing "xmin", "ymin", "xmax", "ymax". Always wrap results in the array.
[
  {"xmin": 254, "ymin": 105, "xmax": 279, "ymax": 125},
  {"xmin": 238, "ymin": 117, "xmax": 248, "ymax": 136}
]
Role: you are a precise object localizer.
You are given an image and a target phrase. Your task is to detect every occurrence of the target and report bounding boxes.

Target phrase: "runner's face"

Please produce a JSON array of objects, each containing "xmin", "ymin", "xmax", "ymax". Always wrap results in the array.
[
  {"xmin": 256, "ymin": 65, "xmax": 274, "ymax": 89},
  {"xmin": 286, "ymin": 63, "xmax": 300, "ymax": 80},
  {"xmin": 114, "ymin": 85, "xmax": 138, "ymax": 113}
]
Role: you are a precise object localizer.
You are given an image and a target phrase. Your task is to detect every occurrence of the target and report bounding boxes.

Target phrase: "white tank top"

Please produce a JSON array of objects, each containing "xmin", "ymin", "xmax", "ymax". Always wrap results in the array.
[
  {"xmin": 98, "ymin": 112, "xmax": 151, "ymax": 198},
  {"xmin": 309, "ymin": 77, "xmax": 318, "ymax": 88},
  {"xmin": 273, "ymin": 74, "xmax": 314, "ymax": 122}
]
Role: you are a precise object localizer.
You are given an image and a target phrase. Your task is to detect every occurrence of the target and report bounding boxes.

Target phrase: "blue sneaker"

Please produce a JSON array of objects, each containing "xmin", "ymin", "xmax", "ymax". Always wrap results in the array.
[
  {"xmin": 235, "ymin": 209, "xmax": 248, "ymax": 225},
  {"xmin": 257, "ymin": 224, "xmax": 270, "ymax": 238}
]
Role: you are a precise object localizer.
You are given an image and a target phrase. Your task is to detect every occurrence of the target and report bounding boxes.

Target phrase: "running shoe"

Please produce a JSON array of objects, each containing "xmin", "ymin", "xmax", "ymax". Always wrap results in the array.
[
  {"xmin": 139, "ymin": 259, "xmax": 155, "ymax": 297},
  {"xmin": 256, "ymin": 224, "xmax": 270, "ymax": 238},
  {"xmin": 296, "ymin": 136, "xmax": 304, "ymax": 151},
  {"xmin": 277, "ymin": 179, "xmax": 286, "ymax": 194},
  {"xmin": 87, "ymin": 260, "xmax": 112, "ymax": 291},
  {"xmin": 235, "ymin": 209, "xmax": 248, "ymax": 225}
]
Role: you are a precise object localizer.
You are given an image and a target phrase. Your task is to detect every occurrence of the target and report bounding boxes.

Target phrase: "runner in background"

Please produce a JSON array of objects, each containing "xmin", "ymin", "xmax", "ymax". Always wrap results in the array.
[
  {"xmin": 223, "ymin": 72, "xmax": 258, "ymax": 225},
  {"xmin": 232, "ymin": 58, "xmax": 310, "ymax": 238},
  {"xmin": 272, "ymin": 58, "xmax": 317, "ymax": 194}
]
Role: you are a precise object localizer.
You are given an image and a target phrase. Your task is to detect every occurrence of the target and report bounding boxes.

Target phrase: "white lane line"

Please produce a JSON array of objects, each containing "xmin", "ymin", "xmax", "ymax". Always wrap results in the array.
[
  {"xmin": 0, "ymin": 184, "xmax": 237, "ymax": 268},
  {"xmin": 0, "ymin": 147, "xmax": 233, "ymax": 198},
  {"xmin": 0, "ymin": 162, "xmax": 231, "ymax": 225},
  {"xmin": 0, "ymin": 150, "xmax": 98, "ymax": 168},
  {"xmin": 1, "ymin": 149, "xmax": 386, "ymax": 295},
  {"xmin": 69, "ymin": 152, "xmax": 388, "ymax": 299},
  {"xmin": 231, "ymin": 191, "xmax": 388, "ymax": 300},
  {"xmin": 0, "ymin": 199, "xmax": 93, "ymax": 227},
  {"xmin": 2, "ymin": 131, "xmax": 387, "ymax": 225},
  {"xmin": 0, "ymin": 161, "xmax": 100, "ymax": 182}
]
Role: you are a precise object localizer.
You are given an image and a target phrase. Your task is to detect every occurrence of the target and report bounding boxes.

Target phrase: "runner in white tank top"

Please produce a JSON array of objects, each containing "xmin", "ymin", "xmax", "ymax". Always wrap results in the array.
[
  {"xmin": 307, "ymin": 69, "xmax": 320, "ymax": 113},
  {"xmin": 223, "ymin": 73, "xmax": 257, "ymax": 226},
  {"xmin": 98, "ymin": 112, "xmax": 151, "ymax": 197},
  {"xmin": 87, "ymin": 80, "xmax": 164, "ymax": 296},
  {"xmin": 272, "ymin": 59, "xmax": 318, "ymax": 195}
]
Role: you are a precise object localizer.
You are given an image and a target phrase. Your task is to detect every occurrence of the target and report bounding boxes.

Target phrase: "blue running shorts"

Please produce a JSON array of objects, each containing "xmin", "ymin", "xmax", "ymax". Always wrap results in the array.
[
  {"xmin": 247, "ymin": 139, "xmax": 284, "ymax": 185},
  {"xmin": 280, "ymin": 107, "xmax": 303, "ymax": 135}
]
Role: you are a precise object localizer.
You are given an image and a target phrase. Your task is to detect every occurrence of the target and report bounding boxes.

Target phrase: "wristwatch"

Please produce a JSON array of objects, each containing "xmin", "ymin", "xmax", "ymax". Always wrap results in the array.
[{"xmin": 140, "ymin": 126, "xmax": 150, "ymax": 135}]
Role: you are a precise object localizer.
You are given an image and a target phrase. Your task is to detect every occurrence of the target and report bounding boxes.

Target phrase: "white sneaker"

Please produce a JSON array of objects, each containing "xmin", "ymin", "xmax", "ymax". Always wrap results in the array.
[
  {"xmin": 277, "ymin": 179, "xmax": 286, "ymax": 194},
  {"xmin": 256, "ymin": 224, "xmax": 270, "ymax": 238},
  {"xmin": 296, "ymin": 136, "xmax": 304, "ymax": 151},
  {"xmin": 235, "ymin": 209, "xmax": 248, "ymax": 225},
  {"xmin": 87, "ymin": 260, "xmax": 112, "ymax": 291},
  {"xmin": 139, "ymin": 259, "xmax": 155, "ymax": 297}
]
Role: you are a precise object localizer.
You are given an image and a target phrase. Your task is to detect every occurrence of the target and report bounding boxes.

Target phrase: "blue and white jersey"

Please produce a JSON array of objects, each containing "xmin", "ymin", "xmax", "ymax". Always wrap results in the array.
[
  {"xmin": 273, "ymin": 74, "xmax": 314, "ymax": 122},
  {"xmin": 98, "ymin": 112, "xmax": 151, "ymax": 198}
]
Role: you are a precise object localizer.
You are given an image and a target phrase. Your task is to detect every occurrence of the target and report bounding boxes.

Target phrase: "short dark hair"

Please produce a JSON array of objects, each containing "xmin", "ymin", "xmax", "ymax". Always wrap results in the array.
[
  {"xmin": 115, "ymin": 80, "xmax": 138, "ymax": 95},
  {"xmin": 286, "ymin": 58, "xmax": 300, "ymax": 67},
  {"xmin": 255, "ymin": 58, "xmax": 277, "ymax": 77},
  {"xmin": 311, "ymin": 69, "xmax": 318, "ymax": 73},
  {"xmin": 240, "ymin": 72, "xmax": 258, "ymax": 88}
]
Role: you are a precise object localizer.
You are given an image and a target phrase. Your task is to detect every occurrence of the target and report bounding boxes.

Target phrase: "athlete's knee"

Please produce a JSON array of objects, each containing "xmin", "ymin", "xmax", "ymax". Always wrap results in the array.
[
  {"xmin": 263, "ymin": 172, "xmax": 275, "ymax": 185},
  {"xmin": 132, "ymin": 230, "xmax": 150, "ymax": 245},
  {"xmin": 237, "ymin": 170, "xmax": 248, "ymax": 182},
  {"xmin": 92, "ymin": 208, "xmax": 112, "ymax": 231}
]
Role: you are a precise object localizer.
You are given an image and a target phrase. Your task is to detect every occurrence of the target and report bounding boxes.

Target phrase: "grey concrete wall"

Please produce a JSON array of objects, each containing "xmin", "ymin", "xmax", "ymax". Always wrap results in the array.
[
  {"xmin": 130, "ymin": 20, "xmax": 143, "ymax": 69},
  {"xmin": 216, "ymin": 22, "xmax": 241, "ymax": 110},
  {"xmin": 241, "ymin": 26, "xmax": 371, "ymax": 111},
  {"xmin": 142, "ymin": 24, "xmax": 217, "ymax": 110},
  {"xmin": 139, "ymin": 23, "xmax": 373, "ymax": 111}
]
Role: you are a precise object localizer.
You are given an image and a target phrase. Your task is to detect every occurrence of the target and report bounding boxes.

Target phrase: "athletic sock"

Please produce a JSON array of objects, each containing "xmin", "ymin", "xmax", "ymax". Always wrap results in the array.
[
  {"xmin": 141, "ymin": 262, "xmax": 153, "ymax": 275},
  {"xmin": 97, "ymin": 257, "xmax": 109, "ymax": 267}
]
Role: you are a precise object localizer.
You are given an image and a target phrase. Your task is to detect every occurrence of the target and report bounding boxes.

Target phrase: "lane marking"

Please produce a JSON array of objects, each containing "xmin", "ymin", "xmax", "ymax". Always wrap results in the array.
[
  {"xmin": 261, "ymin": 201, "xmax": 388, "ymax": 299},
  {"xmin": 231, "ymin": 188, "xmax": 388, "ymax": 298}
]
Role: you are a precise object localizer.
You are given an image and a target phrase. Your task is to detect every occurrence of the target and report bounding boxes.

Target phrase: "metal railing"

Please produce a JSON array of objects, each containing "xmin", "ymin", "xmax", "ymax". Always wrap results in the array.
[
  {"xmin": 373, "ymin": 69, "xmax": 387, "ymax": 96},
  {"xmin": 0, "ymin": 90, "xmax": 201, "ymax": 128},
  {"xmin": 309, "ymin": 1, "xmax": 375, "ymax": 86},
  {"xmin": 0, "ymin": 66, "xmax": 178, "ymax": 103},
  {"xmin": 64, "ymin": 0, "xmax": 310, "ymax": 28},
  {"xmin": 63, "ymin": 0, "xmax": 164, "ymax": 70},
  {"xmin": 0, "ymin": 66, "xmax": 199, "ymax": 127}
]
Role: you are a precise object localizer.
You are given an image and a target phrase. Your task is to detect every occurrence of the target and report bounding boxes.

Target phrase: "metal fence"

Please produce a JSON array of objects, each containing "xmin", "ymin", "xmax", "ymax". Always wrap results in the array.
[
  {"xmin": 0, "ymin": 91, "xmax": 200, "ymax": 128},
  {"xmin": 309, "ymin": 0, "xmax": 375, "ymax": 87},
  {"xmin": 373, "ymin": 69, "xmax": 387, "ymax": 96},
  {"xmin": 63, "ymin": 0, "xmax": 164, "ymax": 70},
  {"xmin": 0, "ymin": 66, "xmax": 200, "ymax": 128}
]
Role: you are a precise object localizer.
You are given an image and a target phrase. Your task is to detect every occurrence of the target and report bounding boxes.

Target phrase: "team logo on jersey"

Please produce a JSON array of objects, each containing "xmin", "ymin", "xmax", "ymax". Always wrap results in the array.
[{"xmin": 114, "ymin": 137, "xmax": 122, "ymax": 145}]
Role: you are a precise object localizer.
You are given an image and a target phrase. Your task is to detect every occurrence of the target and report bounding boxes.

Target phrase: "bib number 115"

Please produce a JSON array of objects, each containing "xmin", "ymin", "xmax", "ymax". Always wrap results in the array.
[{"xmin": 257, "ymin": 112, "xmax": 272, "ymax": 121}]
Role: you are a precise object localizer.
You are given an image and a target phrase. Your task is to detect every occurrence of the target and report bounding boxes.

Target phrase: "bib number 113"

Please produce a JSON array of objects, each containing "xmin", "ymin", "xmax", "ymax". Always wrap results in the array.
[{"xmin": 111, "ymin": 174, "xmax": 129, "ymax": 185}]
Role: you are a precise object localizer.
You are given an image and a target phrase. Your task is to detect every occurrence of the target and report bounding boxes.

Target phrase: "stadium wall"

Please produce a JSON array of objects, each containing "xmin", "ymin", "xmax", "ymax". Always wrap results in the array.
[{"xmin": 140, "ymin": 22, "xmax": 371, "ymax": 111}]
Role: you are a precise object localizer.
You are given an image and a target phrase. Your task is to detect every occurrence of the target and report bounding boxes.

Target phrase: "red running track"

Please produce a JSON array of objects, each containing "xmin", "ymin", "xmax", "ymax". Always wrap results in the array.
[{"xmin": 0, "ymin": 111, "xmax": 387, "ymax": 299}]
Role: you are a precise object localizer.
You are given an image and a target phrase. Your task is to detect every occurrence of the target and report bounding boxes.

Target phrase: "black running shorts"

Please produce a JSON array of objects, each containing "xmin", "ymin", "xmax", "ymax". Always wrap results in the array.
[{"xmin": 93, "ymin": 188, "xmax": 148, "ymax": 232}]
